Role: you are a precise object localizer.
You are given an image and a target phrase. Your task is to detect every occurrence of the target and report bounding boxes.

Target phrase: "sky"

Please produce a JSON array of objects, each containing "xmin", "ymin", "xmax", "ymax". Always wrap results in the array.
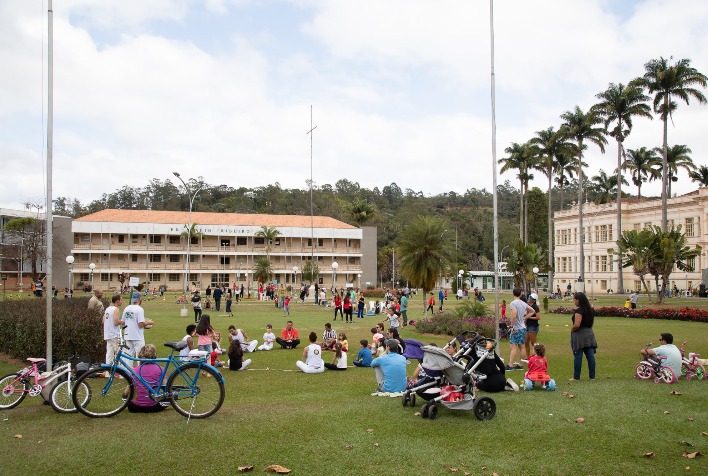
[{"xmin": 1, "ymin": 0, "xmax": 707, "ymax": 211}]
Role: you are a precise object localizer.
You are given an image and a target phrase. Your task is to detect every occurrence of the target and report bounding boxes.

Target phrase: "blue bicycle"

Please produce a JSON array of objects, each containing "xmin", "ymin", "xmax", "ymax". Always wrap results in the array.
[{"xmin": 72, "ymin": 341, "xmax": 225, "ymax": 419}]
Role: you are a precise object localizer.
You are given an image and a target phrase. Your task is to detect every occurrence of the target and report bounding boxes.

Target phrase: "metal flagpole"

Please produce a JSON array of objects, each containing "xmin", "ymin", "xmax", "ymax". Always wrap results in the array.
[
  {"xmin": 306, "ymin": 106, "xmax": 317, "ymax": 280},
  {"xmin": 45, "ymin": 0, "xmax": 54, "ymax": 368},
  {"xmin": 490, "ymin": 0, "xmax": 500, "ymax": 341}
]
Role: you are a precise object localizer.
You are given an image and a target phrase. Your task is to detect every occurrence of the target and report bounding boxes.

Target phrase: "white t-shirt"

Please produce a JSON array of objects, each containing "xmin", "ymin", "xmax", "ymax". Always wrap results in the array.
[
  {"xmin": 103, "ymin": 305, "xmax": 121, "ymax": 340},
  {"xmin": 262, "ymin": 331, "xmax": 275, "ymax": 344},
  {"xmin": 305, "ymin": 343, "xmax": 324, "ymax": 368},
  {"xmin": 653, "ymin": 343, "xmax": 682, "ymax": 376},
  {"xmin": 121, "ymin": 304, "xmax": 145, "ymax": 340},
  {"xmin": 179, "ymin": 334, "xmax": 192, "ymax": 360},
  {"xmin": 335, "ymin": 352, "xmax": 348, "ymax": 369}
]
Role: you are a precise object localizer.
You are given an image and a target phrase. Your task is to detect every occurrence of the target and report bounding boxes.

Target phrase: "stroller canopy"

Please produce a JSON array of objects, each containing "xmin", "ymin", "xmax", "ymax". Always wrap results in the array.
[{"xmin": 403, "ymin": 339, "xmax": 426, "ymax": 360}]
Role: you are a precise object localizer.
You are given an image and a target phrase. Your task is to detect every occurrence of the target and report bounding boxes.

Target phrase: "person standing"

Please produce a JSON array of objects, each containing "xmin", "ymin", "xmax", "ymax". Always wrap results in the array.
[
  {"xmin": 88, "ymin": 289, "xmax": 105, "ymax": 316},
  {"xmin": 213, "ymin": 286, "xmax": 222, "ymax": 311},
  {"xmin": 399, "ymin": 292, "xmax": 408, "ymax": 326},
  {"xmin": 506, "ymin": 288, "xmax": 534, "ymax": 371},
  {"xmin": 333, "ymin": 293, "xmax": 343, "ymax": 320},
  {"xmin": 438, "ymin": 288, "xmax": 445, "ymax": 312},
  {"xmin": 191, "ymin": 290, "xmax": 202, "ymax": 323},
  {"xmin": 314, "ymin": 282, "xmax": 320, "ymax": 305},
  {"xmin": 296, "ymin": 332, "xmax": 324, "ymax": 373},
  {"xmin": 629, "ymin": 291, "xmax": 639, "ymax": 310},
  {"xmin": 103, "ymin": 294, "xmax": 122, "ymax": 366},
  {"xmin": 343, "ymin": 293, "xmax": 353, "ymax": 323},
  {"xmin": 426, "ymin": 292, "xmax": 435, "ymax": 315},
  {"xmin": 570, "ymin": 292, "xmax": 598, "ymax": 381},
  {"xmin": 357, "ymin": 293, "xmax": 365, "ymax": 319},
  {"xmin": 121, "ymin": 291, "xmax": 154, "ymax": 357},
  {"xmin": 225, "ymin": 289, "xmax": 233, "ymax": 317},
  {"xmin": 524, "ymin": 293, "xmax": 541, "ymax": 361}
]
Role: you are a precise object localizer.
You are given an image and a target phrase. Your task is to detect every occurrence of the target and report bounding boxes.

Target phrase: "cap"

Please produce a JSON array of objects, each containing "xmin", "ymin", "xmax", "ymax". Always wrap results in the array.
[
  {"xmin": 386, "ymin": 339, "xmax": 399, "ymax": 351},
  {"xmin": 131, "ymin": 291, "xmax": 141, "ymax": 303},
  {"xmin": 529, "ymin": 293, "xmax": 538, "ymax": 301}
]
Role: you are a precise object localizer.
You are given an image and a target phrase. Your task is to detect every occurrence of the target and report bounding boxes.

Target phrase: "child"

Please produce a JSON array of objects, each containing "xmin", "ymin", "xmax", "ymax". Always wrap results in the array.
[
  {"xmin": 324, "ymin": 342, "xmax": 348, "ymax": 371},
  {"xmin": 426, "ymin": 293, "xmax": 435, "ymax": 314},
  {"xmin": 227, "ymin": 338, "xmax": 252, "ymax": 371},
  {"xmin": 376, "ymin": 337, "xmax": 386, "ymax": 357},
  {"xmin": 195, "ymin": 314, "xmax": 216, "ymax": 354},
  {"xmin": 179, "ymin": 324, "xmax": 197, "ymax": 361},
  {"xmin": 624, "ymin": 298, "xmax": 631, "ymax": 309},
  {"xmin": 524, "ymin": 343, "xmax": 555, "ymax": 390},
  {"xmin": 500, "ymin": 299, "xmax": 507, "ymax": 320},
  {"xmin": 283, "ymin": 295, "xmax": 291, "ymax": 316},
  {"xmin": 370, "ymin": 326, "xmax": 384, "ymax": 352},
  {"xmin": 353, "ymin": 339, "xmax": 373, "ymax": 367},
  {"xmin": 257, "ymin": 324, "xmax": 276, "ymax": 351},
  {"xmin": 338, "ymin": 332, "xmax": 349, "ymax": 352},
  {"xmin": 374, "ymin": 299, "xmax": 381, "ymax": 315},
  {"xmin": 210, "ymin": 342, "xmax": 224, "ymax": 367}
]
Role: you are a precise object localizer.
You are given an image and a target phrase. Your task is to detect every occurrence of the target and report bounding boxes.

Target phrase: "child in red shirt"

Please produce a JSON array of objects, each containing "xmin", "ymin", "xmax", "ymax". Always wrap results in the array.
[{"xmin": 524, "ymin": 343, "xmax": 555, "ymax": 390}]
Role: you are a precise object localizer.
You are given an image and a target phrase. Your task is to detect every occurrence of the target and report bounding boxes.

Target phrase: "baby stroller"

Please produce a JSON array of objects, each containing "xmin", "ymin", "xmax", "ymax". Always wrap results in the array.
[{"xmin": 402, "ymin": 331, "xmax": 497, "ymax": 420}]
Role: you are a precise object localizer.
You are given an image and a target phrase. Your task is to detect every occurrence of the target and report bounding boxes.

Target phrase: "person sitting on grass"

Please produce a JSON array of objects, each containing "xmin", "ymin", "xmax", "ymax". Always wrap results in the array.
[
  {"xmin": 179, "ymin": 324, "xmax": 197, "ymax": 361},
  {"xmin": 353, "ymin": 339, "xmax": 373, "ymax": 367},
  {"xmin": 295, "ymin": 332, "xmax": 324, "ymax": 374},
  {"xmin": 370, "ymin": 339, "xmax": 407, "ymax": 395},
  {"xmin": 324, "ymin": 342, "xmax": 348, "ymax": 371},
  {"xmin": 276, "ymin": 320, "xmax": 301, "ymax": 349},
  {"xmin": 640, "ymin": 332, "xmax": 682, "ymax": 377},
  {"xmin": 227, "ymin": 338, "xmax": 252, "ymax": 371},
  {"xmin": 127, "ymin": 344, "xmax": 165, "ymax": 414},
  {"xmin": 210, "ymin": 342, "xmax": 224, "ymax": 368},
  {"xmin": 257, "ymin": 324, "xmax": 276, "ymax": 351},
  {"xmin": 321, "ymin": 323, "xmax": 337, "ymax": 350}
]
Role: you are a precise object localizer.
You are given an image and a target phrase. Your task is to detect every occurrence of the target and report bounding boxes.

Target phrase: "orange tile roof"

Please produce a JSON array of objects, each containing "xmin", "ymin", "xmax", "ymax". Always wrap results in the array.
[{"xmin": 76, "ymin": 209, "xmax": 357, "ymax": 229}]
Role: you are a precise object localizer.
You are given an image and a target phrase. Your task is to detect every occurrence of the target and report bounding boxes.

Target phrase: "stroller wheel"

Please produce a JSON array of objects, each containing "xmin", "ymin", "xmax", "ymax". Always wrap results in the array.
[
  {"xmin": 402, "ymin": 391, "xmax": 410, "ymax": 407},
  {"xmin": 410, "ymin": 393, "xmax": 416, "ymax": 407},
  {"xmin": 420, "ymin": 404, "xmax": 429, "ymax": 419},
  {"xmin": 473, "ymin": 396, "xmax": 496, "ymax": 421},
  {"xmin": 428, "ymin": 405, "xmax": 438, "ymax": 420}
]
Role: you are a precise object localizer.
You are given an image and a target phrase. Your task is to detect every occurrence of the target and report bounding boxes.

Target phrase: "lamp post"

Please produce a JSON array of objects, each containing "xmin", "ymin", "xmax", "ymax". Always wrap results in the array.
[
  {"xmin": 65, "ymin": 256, "xmax": 74, "ymax": 293},
  {"xmin": 293, "ymin": 265, "xmax": 299, "ymax": 287},
  {"xmin": 173, "ymin": 172, "xmax": 204, "ymax": 306},
  {"xmin": 532, "ymin": 266, "xmax": 539, "ymax": 295},
  {"xmin": 575, "ymin": 203, "xmax": 613, "ymax": 295},
  {"xmin": 458, "ymin": 269, "xmax": 464, "ymax": 293},
  {"xmin": 89, "ymin": 262, "xmax": 96, "ymax": 291},
  {"xmin": 358, "ymin": 273, "xmax": 361, "ymax": 289},
  {"xmin": 332, "ymin": 261, "xmax": 338, "ymax": 289}
]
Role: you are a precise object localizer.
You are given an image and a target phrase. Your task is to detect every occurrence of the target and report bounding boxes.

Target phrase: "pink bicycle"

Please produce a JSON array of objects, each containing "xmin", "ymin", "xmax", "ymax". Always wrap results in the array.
[
  {"xmin": 679, "ymin": 341, "xmax": 706, "ymax": 381},
  {"xmin": 635, "ymin": 343, "xmax": 677, "ymax": 384}
]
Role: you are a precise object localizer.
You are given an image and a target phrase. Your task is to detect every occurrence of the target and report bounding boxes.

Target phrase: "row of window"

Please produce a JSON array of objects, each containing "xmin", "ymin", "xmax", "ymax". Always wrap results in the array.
[
  {"xmin": 79, "ymin": 272, "xmax": 334, "ymax": 286},
  {"xmin": 558, "ymin": 217, "xmax": 701, "ymax": 245},
  {"xmin": 79, "ymin": 235, "xmax": 354, "ymax": 247},
  {"xmin": 556, "ymin": 256, "xmax": 697, "ymax": 273}
]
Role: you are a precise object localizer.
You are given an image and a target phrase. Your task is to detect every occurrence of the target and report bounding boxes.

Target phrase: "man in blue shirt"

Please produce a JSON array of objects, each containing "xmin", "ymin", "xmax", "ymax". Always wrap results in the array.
[
  {"xmin": 438, "ymin": 288, "xmax": 445, "ymax": 312},
  {"xmin": 353, "ymin": 339, "xmax": 373, "ymax": 367},
  {"xmin": 371, "ymin": 340, "xmax": 407, "ymax": 393}
]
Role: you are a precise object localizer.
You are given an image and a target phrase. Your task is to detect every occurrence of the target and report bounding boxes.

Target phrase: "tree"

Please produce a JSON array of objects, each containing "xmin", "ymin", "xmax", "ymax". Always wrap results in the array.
[
  {"xmin": 634, "ymin": 57, "xmax": 707, "ymax": 231},
  {"xmin": 347, "ymin": 198, "xmax": 380, "ymax": 226},
  {"xmin": 301, "ymin": 259, "xmax": 319, "ymax": 284},
  {"xmin": 553, "ymin": 151, "xmax": 577, "ymax": 210},
  {"xmin": 529, "ymin": 126, "xmax": 573, "ymax": 292},
  {"xmin": 560, "ymin": 106, "xmax": 608, "ymax": 282},
  {"xmin": 398, "ymin": 216, "xmax": 453, "ymax": 312},
  {"xmin": 612, "ymin": 229, "xmax": 655, "ymax": 300},
  {"xmin": 622, "ymin": 147, "xmax": 661, "ymax": 200},
  {"xmin": 4, "ymin": 205, "xmax": 46, "ymax": 281},
  {"xmin": 254, "ymin": 226, "xmax": 281, "ymax": 258},
  {"xmin": 499, "ymin": 141, "xmax": 538, "ymax": 243},
  {"xmin": 592, "ymin": 82, "xmax": 652, "ymax": 294},
  {"xmin": 180, "ymin": 223, "xmax": 204, "ymax": 246},
  {"xmin": 689, "ymin": 165, "xmax": 708, "ymax": 187},
  {"xmin": 646, "ymin": 225, "xmax": 701, "ymax": 305},
  {"xmin": 590, "ymin": 169, "xmax": 627, "ymax": 205},
  {"xmin": 659, "ymin": 144, "xmax": 695, "ymax": 196},
  {"xmin": 253, "ymin": 257, "xmax": 274, "ymax": 284},
  {"xmin": 510, "ymin": 240, "xmax": 544, "ymax": 293}
]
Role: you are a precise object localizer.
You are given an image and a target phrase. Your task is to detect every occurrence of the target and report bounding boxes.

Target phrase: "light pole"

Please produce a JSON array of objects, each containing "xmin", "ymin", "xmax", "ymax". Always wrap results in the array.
[
  {"xmin": 358, "ymin": 273, "xmax": 361, "ymax": 289},
  {"xmin": 65, "ymin": 256, "xmax": 74, "ymax": 293},
  {"xmin": 532, "ymin": 266, "xmax": 539, "ymax": 295},
  {"xmin": 293, "ymin": 265, "xmax": 298, "ymax": 288},
  {"xmin": 458, "ymin": 269, "xmax": 464, "ymax": 293},
  {"xmin": 173, "ymin": 172, "xmax": 204, "ymax": 306},
  {"xmin": 575, "ymin": 202, "xmax": 613, "ymax": 295},
  {"xmin": 332, "ymin": 260, "xmax": 338, "ymax": 289},
  {"xmin": 89, "ymin": 262, "xmax": 96, "ymax": 291}
]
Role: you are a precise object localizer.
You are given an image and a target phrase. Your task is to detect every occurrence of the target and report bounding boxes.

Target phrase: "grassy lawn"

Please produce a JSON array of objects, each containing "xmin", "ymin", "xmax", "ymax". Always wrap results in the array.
[{"xmin": 1, "ymin": 292, "xmax": 706, "ymax": 475}]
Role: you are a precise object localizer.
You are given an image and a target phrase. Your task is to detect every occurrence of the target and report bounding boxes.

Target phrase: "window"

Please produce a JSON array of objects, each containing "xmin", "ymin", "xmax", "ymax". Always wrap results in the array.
[
  {"xmin": 237, "ymin": 237, "xmax": 247, "ymax": 246},
  {"xmin": 254, "ymin": 237, "xmax": 265, "ymax": 245},
  {"xmin": 169, "ymin": 236, "xmax": 180, "ymax": 244},
  {"xmin": 118, "ymin": 235, "xmax": 125, "ymax": 243},
  {"xmin": 169, "ymin": 255, "xmax": 180, "ymax": 263},
  {"xmin": 274, "ymin": 239, "xmax": 281, "ymax": 246},
  {"xmin": 189, "ymin": 255, "xmax": 196, "ymax": 263},
  {"xmin": 685, "ymin": 218, "xmax": 695, "ymax": 237},
  {"xmin": 307, "ymin": 239, "xmax": 312, "ymax": 247},
  {"xmin": 79, "ymin": 273, "xmax": 90, "ymax": 282},
  {"xmin": 188, "ymin": 273, "xmax": 198, "ymax": 282},
  {"xmin": 132, "ymin": 236, "xmax": 139, "ymax": 244},
  {"xmin": 318, "ymin": 239, "xmax": 324, "ymax": 247},
  {"xmin": 81, "ymin": 234, "xmax": 90, "ymax": 242},
  {"xmin": 100, "ymin": 273, "xmax": 112, "ymax": 282},
  {"xmin": 148, "ymin": 273, "xmax": 161, "ymax": 282},
  {"xmin": 211, "ymin": 274, "xmax": 228, "ymax": 286},
  {"xmin": 131, "ymin": 254, "xmax": 138, "ymax": 262},
  {"xmin": 687, "ymin": 257, "xmax": 697, "ymax": 270},
  {"xmin": 220, "ymin": 257, "xmax": 231, "ymax": 265},
  {"xmin": 190, "ymin": 237, "xmax": 198, "ymax": 245},
  {"xmin": 633, "ymin": 223, "xmax": 641, "ymax": 231},
  {"xmin": 318, "ymin": 277, "xmax": 324, "ymax": 284},
  {"xmin": 220, "ymin": 239, "xmax": 231, "ymax": 247},
  {"xmin": 644, "ymin": 222, "xmax": 652, "ymax": 230},
  {"xmin": 149, "ymin": 235, "xmax": 162, "ymax": 244},
  {"xmin": 149, "ymin": 254, "xmax": 161, "ymax": 263},
  {"xmin": 168, "ymin": 273, "xmax": 180, "ymax": 282},
  {"xmin": 600, "ymin": 256, "xmax": 608, "ymax": 272}
]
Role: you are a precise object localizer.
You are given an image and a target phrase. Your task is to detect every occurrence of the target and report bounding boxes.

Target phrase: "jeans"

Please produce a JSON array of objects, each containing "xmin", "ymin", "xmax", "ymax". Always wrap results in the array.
[{"xmin": 573, "ymin": 347, "xmax": 596, "ymax": 380}]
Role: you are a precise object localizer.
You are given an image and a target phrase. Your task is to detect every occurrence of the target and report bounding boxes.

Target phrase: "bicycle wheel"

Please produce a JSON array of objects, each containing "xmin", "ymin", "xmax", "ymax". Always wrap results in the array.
[
  {"xmin": 167, "ymin": 363, "xmax": 224, "ymax": 418},
  {"xmin": 634, "ymin": 362, "xmax": 654, "ymax": 380},
  {"xmin": 49, "ymin": 379, "xmax": 90, "ymax": 413},
  {"xmin": 73, "ymin": 368, "xmax": 133, "ymax": 418},
  {"xmin": 657, "ymin": 367, "xmax": 677, "ymax": 384},
  {"xmin": 0, "ymin": 373, "xmax": 28, "ymax": 410},
  {"xmin": 694, "ymin": 364, "xmax": 706, "ymax": 380}
]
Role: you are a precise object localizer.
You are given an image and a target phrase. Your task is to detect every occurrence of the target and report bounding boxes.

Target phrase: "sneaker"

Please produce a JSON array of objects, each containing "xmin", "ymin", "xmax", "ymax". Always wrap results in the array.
[
  {"xmin": 505, "ymin": 365, "xmax": 515, "ymax": 371},
  {"xmin": 513, "ymin": 364, "xmax": 524, "ymax": 370}
]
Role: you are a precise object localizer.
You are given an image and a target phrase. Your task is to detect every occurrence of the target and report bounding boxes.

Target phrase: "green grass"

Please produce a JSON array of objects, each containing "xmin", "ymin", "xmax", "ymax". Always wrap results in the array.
[{"xmin": 1, "ymin": 293, "xmax": 707, "ymax": 475}]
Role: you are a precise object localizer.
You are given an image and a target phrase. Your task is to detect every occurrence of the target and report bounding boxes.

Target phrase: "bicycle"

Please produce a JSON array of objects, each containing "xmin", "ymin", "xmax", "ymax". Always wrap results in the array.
[
  {"xmin": 71, "ymin": 339, "xmax": 225, "ymax": 419},
  {"xmin": 0, "ymin": 351, "xmax": 90, "ymax": 413},
  {"xmin": 679, "ymin": 341, "xmax": 706, "ymax": 381},
  {"xmin": 634, "ymin": 342, "xmax": 677, "ymax": 384}
]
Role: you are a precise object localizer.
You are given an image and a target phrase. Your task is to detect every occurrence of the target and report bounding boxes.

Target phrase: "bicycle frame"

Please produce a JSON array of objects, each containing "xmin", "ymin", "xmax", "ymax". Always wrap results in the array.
[{"xmin": 6, "ymin": 361, "xmax": 72, "ymax": 396}]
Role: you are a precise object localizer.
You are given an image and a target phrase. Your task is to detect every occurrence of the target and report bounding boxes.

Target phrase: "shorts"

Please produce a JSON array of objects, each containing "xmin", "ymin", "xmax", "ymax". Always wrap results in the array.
[
  {"xmin": 509, "ymin": 328, "xmax": 526, "ymax": 345},
  {"xmin": 526, "ymin": 325, "xmax": 539, "ymax": 333}
]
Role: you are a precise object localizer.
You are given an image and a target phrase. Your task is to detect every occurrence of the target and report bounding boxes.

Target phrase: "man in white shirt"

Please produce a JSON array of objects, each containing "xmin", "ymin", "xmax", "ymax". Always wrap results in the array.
[
  {"xmin": 641, "ymin": 332, "xmax": 682, "ymax": 377},
  {"xmin": 121, "ymin": 291, "xmax": 154, "ymax": 357},
  {"xmin": 296, "ymin": 332, "xmax": 324, "ymax": 374},
  {"xmin": 103, "ymin": 294, "xmax": 122, "ymax": 365}
]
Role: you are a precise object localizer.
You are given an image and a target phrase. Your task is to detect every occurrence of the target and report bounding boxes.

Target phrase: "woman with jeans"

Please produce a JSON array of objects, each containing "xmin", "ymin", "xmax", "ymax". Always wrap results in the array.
[{"xmin": 570, "ymin": 292, "xmax": 597, "ymax": 381}]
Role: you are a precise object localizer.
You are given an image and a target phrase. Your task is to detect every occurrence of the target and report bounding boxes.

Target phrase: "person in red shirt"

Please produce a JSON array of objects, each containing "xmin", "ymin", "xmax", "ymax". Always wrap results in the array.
[
  {"xmin": 426, "ymin": 293, "xmax": 435, "ymax": 314},
  {"xmin": 524, "ymin": 343, "xmax": 555, "ymax": 390},
  {"xmin": 276, "ymin": 320, "xmax": 300, "ymax": 349},
  {"xmin": 333, "ymin": 294, "xmax": 343, "ymax": 321}
]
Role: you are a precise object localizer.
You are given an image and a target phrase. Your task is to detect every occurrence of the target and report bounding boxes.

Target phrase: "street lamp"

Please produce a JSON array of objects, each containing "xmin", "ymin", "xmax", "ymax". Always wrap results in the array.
[
  {"xmin": 173, "ymin": 172, "xmax": 204, "ymax": 305},
  {"xmin": 458, "ymin": 269, "xmax": 464, "ymax": 293},
  {"xmin": 358, "ymin": 273, "xmax": 361, "ymax": 289},
  {"xmin": 65, "ymin": 255, "xmax": 74, "ymax": 293},
  {"xmin": 293, "ymin": 265, "xmax": 299, "ymax": 286},
  {"xmin": 332, "ymin": 260, "xmax": 338, "ymax": 288},
  {"xmin": 89, "ymin": 262, "xmax": 96, "ymax": 291},
  {"xmin": 532, "ymin": 266, "xmax": 539, "ymax": 295}
]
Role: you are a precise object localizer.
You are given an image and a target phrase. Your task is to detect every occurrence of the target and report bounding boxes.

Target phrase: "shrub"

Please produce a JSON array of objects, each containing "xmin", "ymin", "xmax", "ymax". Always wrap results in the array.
[
  {"xmin": 551, "ymin": 306, "xmax": 708, "ymax": 323},
  {"xmin": 451, "ymin": 299, "xmax": 490, "ymax": 319},
  {"xmin": 0, "ymin": 297, "xmax": 104, "ymax": 362},
  {"xmin": 415, "ymin": 304, "xmax": 510, "ymax": 338}
]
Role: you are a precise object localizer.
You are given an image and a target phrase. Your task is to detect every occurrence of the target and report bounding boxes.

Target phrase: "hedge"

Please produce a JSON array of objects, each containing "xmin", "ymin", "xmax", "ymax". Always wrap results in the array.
[
  {"xmin": 414, "ymin": 313, "xmax": 510, "ymax": 338},
  {"xmin": 0, "ymin": 297, "xmax": 104, "ymax": 363},
  {"xmin": 551, "ymin": 306, "xmax": 708, "ymax": 323}
]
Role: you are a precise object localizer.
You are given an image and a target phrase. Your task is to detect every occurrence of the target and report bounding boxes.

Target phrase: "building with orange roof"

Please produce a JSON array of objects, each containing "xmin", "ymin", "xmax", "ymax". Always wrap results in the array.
[{"xmin": 70, "ymin": 209, "xmax": 376, "ymax": 292}]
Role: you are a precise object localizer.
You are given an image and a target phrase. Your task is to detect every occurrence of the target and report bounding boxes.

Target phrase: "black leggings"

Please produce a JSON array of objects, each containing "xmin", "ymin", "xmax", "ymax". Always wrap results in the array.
[
  {"xmin": 194, "ymin": 308, "xmax": 202, "ymax": 322},
  {"xmin": 345, "ymin": 308, "xmax": 353, "ymax": 322},
  {"xmin": 334, "ymin": 307, "xmax": 343, "ymax": 319},
  {"xmin": 127, "ymin": 401, "xmax": 165, "ymax": 413},
  {"xmin": 324, "ymin": 363, "xmax": 347, "ymax": 370}
]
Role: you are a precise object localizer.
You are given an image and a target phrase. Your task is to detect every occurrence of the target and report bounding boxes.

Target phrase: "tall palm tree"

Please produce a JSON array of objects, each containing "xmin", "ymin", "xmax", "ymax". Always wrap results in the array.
[
  {"xmin": 592, "ymin": 82, "xmax": 652, "ymax": 294},
  {"xmin": 590, "ymin": 169, "xmax": 628, "ymax": 205},
  {"xmin": 657, "ymin": 144, "xmax": 695, "ymax": 196},
  {"xmin": 634, "ymin": 57, "xmax": 707, "ymax": 231},
  {"xmin": 689, "ymin": 165, "xmax": 708, "ymax": 187},
  {"xmin": 529, "ymin": 127, "xmax": 573, "ymax": 292},
  {"xmin": 613, "ymin": 229, "xmax": 655, "ymax": 301},
  {"xmin": 553, "ymin": 151, "xmax": 577, "ymax": 210},
  {"xmin": 398, "ymin": 216, "xmax": 453, "ymax": 313},
  {"xmin": 254, "ymin": 226, "xmax": 281, "ymax": 258},
  {"xmin": 499, "ymin": 141, "xmax": 538, "ymax": 243},
  {"xmin": 347, "ymin": 198, "xmax": 380, "ymax": 226},
  {"xmin": 560, "ymin": 106, "xmax": 608, "ymax": 284},
  {"xmin": 622, "ymin": 147, "xmax": 661, "ymax": 200},
  {"xmin": 253, "ymin": 257, "xmax": 274, "ymax": 284}
]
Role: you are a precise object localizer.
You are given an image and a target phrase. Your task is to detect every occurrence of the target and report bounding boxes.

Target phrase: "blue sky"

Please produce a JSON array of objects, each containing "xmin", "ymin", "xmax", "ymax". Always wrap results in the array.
[{"xmin": 0, "ymin": 0, "xmax": 707, "ymax": 210}]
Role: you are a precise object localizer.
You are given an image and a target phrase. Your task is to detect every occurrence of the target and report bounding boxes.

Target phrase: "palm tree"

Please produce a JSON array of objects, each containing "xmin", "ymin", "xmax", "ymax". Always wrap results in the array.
[
  {"xmin": 499, "ymin": 141, "xmax": 538, "ymax": 243},
  {"xmin": 689, "ymin": 165, "xmax": 708, "ymax": 187},
  {"xmin": 529, "ymin": 127, "xmax": 573, "ymax": 292},
  {"xmin": 634, "ymin": 57, "xmax": 707, "ymax": 231},
  {"xmin": 254, "ymin": 226, "xmax": 281, "ymax": 258},
  {"xmin": 253, "ymin": 257, "xmax": 274, "ymax": 284},
  {"xmin": 347, "ymin": 198, "xmax": 380, "ymax": 226},
  {"xmin": 554, "ymin": 151, "xmax": 577, "ymax": 210},
  {"xmin": 657, "ymin": 144, "xmax": 695, "ymax": 196},
  {"xmin": 590, "ymin": 169, "xmax": 628, "ymax": 205},
  {"xmin": 560, "ymin": 106, "xmax": 608, "ymax": 283},
  {"xmin": 647, "ymin": 225, "xmax": 701, "ymax": 305},
  {"xmin": 612, "ymin": 229, "xmax": 655, "ymax": 301},
  {"xmin": 622, "ymin": 147, "xmax": 661, "ymax": 200},
  {"xmin": 592, "ymin": 82, "xmax": 652, "ymax": 294},
  {"xmin": 510, "ymin": 240, "xmax": 544, "ymax": 293},
  {"xmin": 398, "ymin": 216, "xmax": 453, "ymax": 313}
]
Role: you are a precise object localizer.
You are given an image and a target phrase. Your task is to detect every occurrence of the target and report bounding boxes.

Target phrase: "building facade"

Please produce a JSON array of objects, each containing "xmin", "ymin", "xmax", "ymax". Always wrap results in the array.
[
  {"xmin": 553, "ymin": 189, "xmax": 708, "ymax": 295},
  {"xmin": 70, "ymin": 209, "xmax": 373, "ymax": 292}
]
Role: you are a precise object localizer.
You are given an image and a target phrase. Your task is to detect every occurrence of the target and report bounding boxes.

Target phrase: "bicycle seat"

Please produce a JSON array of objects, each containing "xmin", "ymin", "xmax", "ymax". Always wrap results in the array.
[
  {"xmin": 164, "ymin": 341, "xmax": 188, "ymax": 351},
  {"xmin": 27, "ymin": 358, "xmax": 46, "ymax": 363}
]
